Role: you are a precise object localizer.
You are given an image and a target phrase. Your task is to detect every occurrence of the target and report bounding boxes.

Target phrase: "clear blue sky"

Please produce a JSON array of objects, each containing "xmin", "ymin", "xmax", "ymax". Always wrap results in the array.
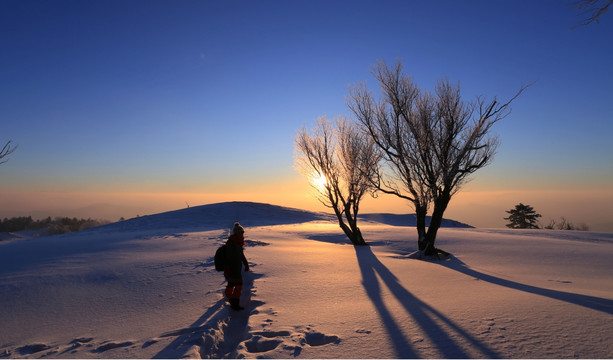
[{"xmin": 1, "ymin": 0, "xmax": 612, "ymax": 231}]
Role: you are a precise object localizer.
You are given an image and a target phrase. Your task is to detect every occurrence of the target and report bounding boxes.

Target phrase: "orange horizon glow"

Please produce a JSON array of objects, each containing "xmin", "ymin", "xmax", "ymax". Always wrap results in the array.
[{"xmin": 1, "ymin": 178, "xmax": 612, "ymax": 232}]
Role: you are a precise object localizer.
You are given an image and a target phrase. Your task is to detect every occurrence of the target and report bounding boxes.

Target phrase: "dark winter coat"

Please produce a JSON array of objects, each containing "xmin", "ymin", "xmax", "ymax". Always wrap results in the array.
[{"xmin": 224, "ymin": 234, "xmax": 248, "ymax": 280}]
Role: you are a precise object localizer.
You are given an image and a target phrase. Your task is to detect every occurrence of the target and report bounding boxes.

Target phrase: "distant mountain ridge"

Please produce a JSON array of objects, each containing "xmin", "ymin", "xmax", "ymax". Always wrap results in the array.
[
  {"xmin": 95, "ymin": 201, "xmax": 472, "ymax": 233},
  {"xmin": 359, "ymin": 213, "xmax": 473, "ymax": 228}
]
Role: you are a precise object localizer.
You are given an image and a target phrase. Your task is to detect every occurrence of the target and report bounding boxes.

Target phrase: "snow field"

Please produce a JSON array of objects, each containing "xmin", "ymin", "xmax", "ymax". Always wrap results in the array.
[
  {"xmin": 1, "ymin": 202, "xmax": 612, "ymax": 358},
  {"xmin": 228, "ymin": 223, "xmax": 613, "ymax": 358}
]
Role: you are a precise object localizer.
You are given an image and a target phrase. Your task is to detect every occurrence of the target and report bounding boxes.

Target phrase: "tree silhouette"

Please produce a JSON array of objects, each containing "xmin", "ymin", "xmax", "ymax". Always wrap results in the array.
[
  {"xmin": 295, "ymin": 116, "xmax": 381, "ymax": 245},
  {"xmin": 0, "ymin": 140, "xmax": 17, "ymax": 165},
  {"xmin": 349, "ymin": 60, "xmax": 527, "ymax": 255},
  {"xmin": 504, "ymin": 203, "xmax": 542, "ymax": 229},
  {"xmin": 572, "ymin": 0, "xmax": 613, "ymax": 26}
]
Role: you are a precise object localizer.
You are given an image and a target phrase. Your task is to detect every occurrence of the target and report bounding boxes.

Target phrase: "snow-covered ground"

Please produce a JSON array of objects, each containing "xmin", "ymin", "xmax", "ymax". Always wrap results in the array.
[{"xmin": 0, "ymin": 202, "xmax": 612, "ymax": 359}]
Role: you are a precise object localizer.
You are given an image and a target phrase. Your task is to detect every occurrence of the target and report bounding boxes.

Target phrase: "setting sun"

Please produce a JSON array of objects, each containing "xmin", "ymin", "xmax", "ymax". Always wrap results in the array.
[{"xmin": 311, "ymin": 172, "xmax": 328, "ymax": 192}]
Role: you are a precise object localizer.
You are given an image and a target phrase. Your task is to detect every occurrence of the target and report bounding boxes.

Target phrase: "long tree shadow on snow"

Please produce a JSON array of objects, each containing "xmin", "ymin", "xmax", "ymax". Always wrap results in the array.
[
  {"xmin": 440, "ymin": 257, "xmax": 613, "ymax": 315},
  {"xmin": 355, "ymin": 246, "xmax": 500, "ymax": 359}
]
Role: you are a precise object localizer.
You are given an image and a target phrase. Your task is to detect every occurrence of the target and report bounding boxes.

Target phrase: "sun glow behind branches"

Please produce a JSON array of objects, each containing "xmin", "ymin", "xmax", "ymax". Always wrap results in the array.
[{"xmin": 311, "ymin": 172, "xmax": 328, "ymax": 193}]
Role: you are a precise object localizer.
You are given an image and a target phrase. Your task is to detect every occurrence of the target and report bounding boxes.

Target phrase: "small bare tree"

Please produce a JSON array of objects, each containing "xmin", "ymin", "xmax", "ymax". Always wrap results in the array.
[
  {"xmin": 572, "ymin": 0, "xmax": 612, "ymax": 26},
  {"xmin": 349, "ymin": 60, "xmax": 527, "ymax": 256},
  {"xmin": 0, "ymin": 140, "xmax": 17, "ymax": 165},
  {"xmin": 545, "ymin": 217, "xmax": 590, "ymax": 231},
  {"xmin": 295, "ymin": 116, "xmax": 381, "ymax": 245}
]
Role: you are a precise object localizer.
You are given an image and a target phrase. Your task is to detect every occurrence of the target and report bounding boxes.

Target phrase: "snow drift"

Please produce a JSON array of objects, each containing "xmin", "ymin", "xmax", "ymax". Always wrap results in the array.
[{"xmin": 0, "ymin": 201, "xmax": 612, "ymax": 358}]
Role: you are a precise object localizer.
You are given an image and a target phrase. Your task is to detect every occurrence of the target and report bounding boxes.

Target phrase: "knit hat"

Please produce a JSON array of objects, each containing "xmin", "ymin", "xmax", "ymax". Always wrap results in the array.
[{"xmin": 230, "ymin": 222, "xmax": 244, "ymax": 236}]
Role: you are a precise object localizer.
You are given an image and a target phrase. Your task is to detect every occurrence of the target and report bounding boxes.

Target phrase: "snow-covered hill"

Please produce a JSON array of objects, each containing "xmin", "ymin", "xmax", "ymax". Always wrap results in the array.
[
  {"xmin": 1, "ymin": 201, "xmax": 612, "ymax": 358},
  {"xmin": 91, "ymin": 201, "xmax": 471, "ymax": 233},
  {"xmin": 84, "ymin": 201, "xmax": 338, "ymax": 233}
]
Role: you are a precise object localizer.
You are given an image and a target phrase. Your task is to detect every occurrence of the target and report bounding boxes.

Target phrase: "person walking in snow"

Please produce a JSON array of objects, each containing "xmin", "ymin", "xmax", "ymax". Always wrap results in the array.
[{"xmin": 224, "ymin": 222, "xmax": 250, "ymax": 311}]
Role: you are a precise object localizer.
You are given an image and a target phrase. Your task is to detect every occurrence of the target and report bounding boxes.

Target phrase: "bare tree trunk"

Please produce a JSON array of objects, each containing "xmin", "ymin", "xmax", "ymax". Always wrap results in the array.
[
  {"xmin": 424, "ymin": 192, "xmax": 451, "ymax": 256},
  {"xmin": 332, "ymin": 205, "xmax": 366, "ymax": 246},
  {"xmin": 348, "ymin": 224, "xmax": 365, "ymax": 246},
  {"xmin": 415, "ymin": 204, "xmax": 428, "ymax": 251},
  {"xmin": 345, "ymin": 209, "xmax": 366, "ymax": 246},
  {"xmin": 338, "ymin": 217, "xmax": 365, "ymax": 246}
]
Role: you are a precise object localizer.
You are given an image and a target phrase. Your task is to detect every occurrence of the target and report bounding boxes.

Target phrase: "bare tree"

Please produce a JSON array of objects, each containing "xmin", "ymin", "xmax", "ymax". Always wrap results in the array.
[
  {"xmin": 348, "ymin": 60, "xmax": 527, "ymax": 256},
  {"xmin": 545, "ymin": 217, "xmax": 590, "ymax": 231},
  {"xmin": 572, "ymin": 0, "xmax": 612, "ymax": 26},
  {"xmin": 347, "ymin": 63, "xmax": 432, "ymax": 250},
  {"xmin": 0, "ymin": 140, "xmax": 17, "ymax": 165},
  {"xmin": 295, "ymin": 116, "xmax": 381, "ymax": 245}
]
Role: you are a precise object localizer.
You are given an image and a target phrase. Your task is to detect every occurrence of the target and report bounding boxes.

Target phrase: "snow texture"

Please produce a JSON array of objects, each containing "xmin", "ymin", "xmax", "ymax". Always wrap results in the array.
[{"xmin": 0, "ymin": 201, "xmax": 612, "ymax": 358}]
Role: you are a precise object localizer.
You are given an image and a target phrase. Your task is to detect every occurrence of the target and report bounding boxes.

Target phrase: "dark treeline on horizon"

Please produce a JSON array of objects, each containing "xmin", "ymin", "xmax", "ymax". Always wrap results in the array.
[{"xmin": 0, "ymin": 216, "xmax": 110, "ymax": 236}]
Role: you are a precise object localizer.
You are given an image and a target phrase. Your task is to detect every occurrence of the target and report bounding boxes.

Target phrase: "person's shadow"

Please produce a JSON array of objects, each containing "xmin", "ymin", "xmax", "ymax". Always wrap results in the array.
[
  {"xmin": 152, "ymin": 271, "xmax": 262, "ymax": 358},
  {"xmin": 440, "ymin": 256, "xmax": 613, "ymax": 315},
  {"xmin": 355, "ymin": 246, "xmax": 500, "ymax": 358},
  {"xmin": 151, "ymin": 296, "xmax": 227, "ymax": 358}
]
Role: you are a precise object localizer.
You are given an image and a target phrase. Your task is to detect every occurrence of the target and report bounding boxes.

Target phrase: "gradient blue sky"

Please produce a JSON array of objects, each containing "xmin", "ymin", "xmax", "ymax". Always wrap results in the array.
[{"xmin": 1, "ymin": 0, "xmax": 612, "ymax": 231}]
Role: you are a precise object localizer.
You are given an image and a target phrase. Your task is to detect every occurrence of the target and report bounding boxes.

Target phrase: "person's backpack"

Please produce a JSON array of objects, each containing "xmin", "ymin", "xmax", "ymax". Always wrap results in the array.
[{"xmin": 214, "ymin": 244, "xmax": 226, "ymax": 272}]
